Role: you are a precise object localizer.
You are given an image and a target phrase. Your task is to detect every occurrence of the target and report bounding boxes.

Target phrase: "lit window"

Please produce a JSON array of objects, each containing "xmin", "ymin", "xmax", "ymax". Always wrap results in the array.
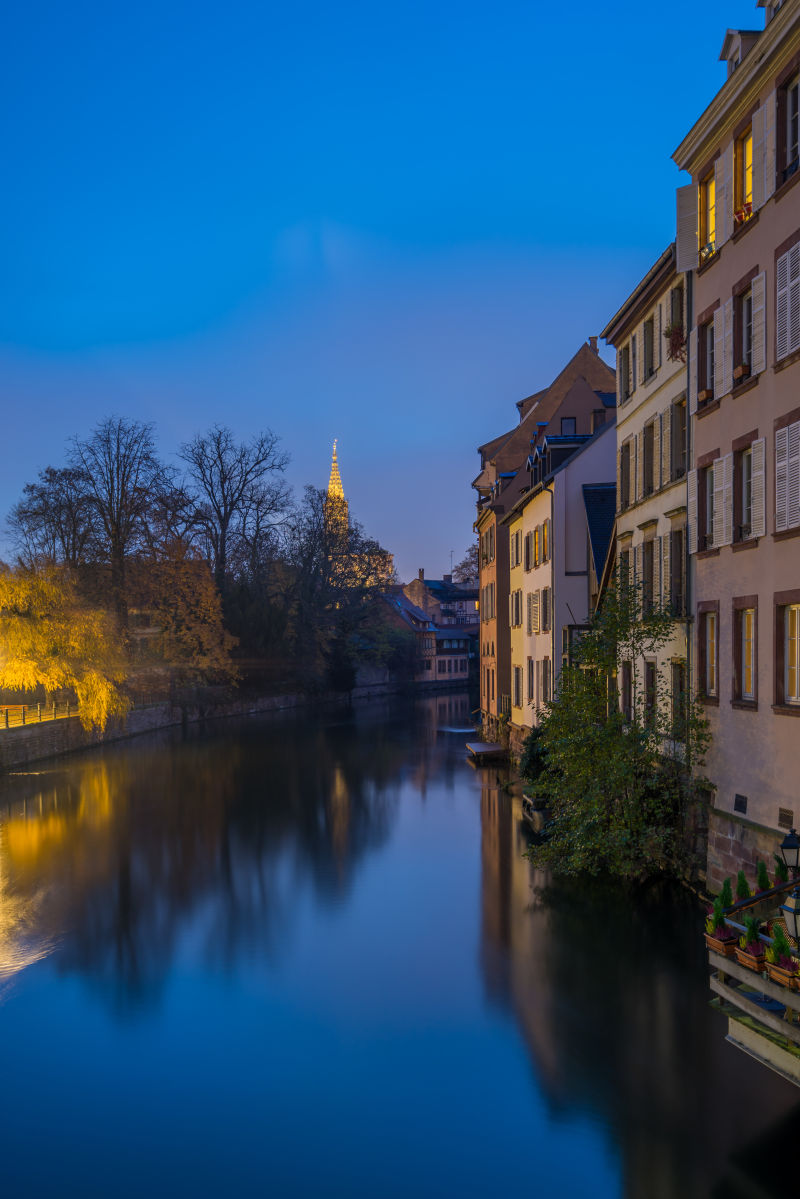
[
  {"xmin": 734, "ymin": 128, "xmax": 753, "ymax": 225},
  {"xmin": 699, "ymin": 172, "xmax": 716, "ymax": 261},
  {"xmin": 787, "ymin": 605, "xmax": 800, "ymax": 703},
  {"xmin": 705, "ymin": 611, "xmax": 718, "ymax": 696},
  {"xmin": 741, "ymin": 608, "xmax": 755, "ymax": 699}
]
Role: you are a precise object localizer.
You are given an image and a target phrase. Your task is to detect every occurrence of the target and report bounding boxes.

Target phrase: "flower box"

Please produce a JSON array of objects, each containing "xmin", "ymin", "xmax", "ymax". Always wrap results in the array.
[
  {"xmin": 767, "ymin": 961, "xmax": 799, "ymax": 991},
  {"xmin": 733, "ymin": 364, "xmax": 751, "ymax": 382},
  {"xmin": 698, "ymin": 388, "xmax": 714, "ymax": 404},
  {"xmin": 705, "ymin": 932, "xmax": 736, "ymax": 957},
  {"xmin": 735, "ymin": 945, "xmax": 766, "ymax": 972}
]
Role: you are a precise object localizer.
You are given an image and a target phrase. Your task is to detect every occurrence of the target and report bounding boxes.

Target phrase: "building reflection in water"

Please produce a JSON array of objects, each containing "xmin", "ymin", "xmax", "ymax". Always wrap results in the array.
[{"xmin": 478, "ymin": 769, "xmax": 800, "ymax": 1199}]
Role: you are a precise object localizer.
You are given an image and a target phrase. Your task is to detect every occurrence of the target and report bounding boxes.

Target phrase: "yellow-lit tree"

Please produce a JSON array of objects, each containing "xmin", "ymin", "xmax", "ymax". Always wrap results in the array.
[{"xmin": 0, "ymin": 565, "xmax": 129, "ymax": 731}]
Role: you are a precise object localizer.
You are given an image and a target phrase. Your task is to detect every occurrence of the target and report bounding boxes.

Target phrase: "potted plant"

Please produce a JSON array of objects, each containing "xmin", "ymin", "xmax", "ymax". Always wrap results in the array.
[
  {"xmin": 663, "ymin": 321, "xmax": 686, "ymax": 364},
  {"xmin": 774, "ymin": 854, "xmax": 790, "ymax": 887},
  {"xmin": 735, "ymin": 913, "xmax": 766, "ymax": 972},
  {"xmin": 720, "ymin": 877, "xmax": 734, "ymax": 908},
  {"xmin": 705, "ymin": 896, "xmax": 737, "ymax": 957},
  {"xmin": 733, "ymin": 362, "xmax": 751, "ymax": 382},
  {"xmin": 765, "ymin": 923, "xmax": 799, "ymax": 990},
  {"xmin": 756, "ymin": 859, "xmax": 771, "ymax": 895},
  {"xmin": 698, "ymin": 387, "xmax": 714, "ymax": 405},
  {"xmin": 735, "ymin": 869, "xmax": 752, "ymax": 903}
]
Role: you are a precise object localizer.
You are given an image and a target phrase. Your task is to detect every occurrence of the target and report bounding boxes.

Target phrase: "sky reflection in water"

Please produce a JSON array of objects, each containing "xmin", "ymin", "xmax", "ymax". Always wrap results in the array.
[{"xmin": 0, "ymin": 694, "xmax": 798, "ymax": 1198}]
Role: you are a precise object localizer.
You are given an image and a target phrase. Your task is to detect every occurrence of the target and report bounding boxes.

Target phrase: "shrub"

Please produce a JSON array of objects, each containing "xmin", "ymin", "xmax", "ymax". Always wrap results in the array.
[
  {"xmin": 736, "ymin": 870, "xmax": 751, "ymax": 902},
  {"xmin": 774, "ymin": 854, "xmax": 789, "ymax": 885},
  {"xmin": 720, "ymin": 878, "xmax": 733, "ymax": 908},
  {"xmin": 756, "ymin": 859, "xmax": 770, "ymax": 893}
]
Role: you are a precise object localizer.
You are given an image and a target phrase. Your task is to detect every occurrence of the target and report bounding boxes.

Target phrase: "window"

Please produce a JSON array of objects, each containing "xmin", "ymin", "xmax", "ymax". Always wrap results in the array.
[
  {"xmin": 480, "ymin": 526, "xmax": 495, "ymax": 565},
  {"xmin": 438, "ymin": 659, "xmax": 446, "ymax": 674},
  {"xmin": 775, "ymin": 420, "xmax": 800, "ymax": 532},
  {"xmin": 541, "ymin": 587, "xmax": 551, "ymax": 632},
  {"xmin": 643, "ymin": 421, "xmax": 655, "ymax": 495},
  {"xmin": 533, "ymin": 525, "xmax": 540, "ymax": 567},
  {"xmin": 513, "ymin": 666, "xmax": 523, "ymax": 708},
  {"xmin": 620, "ymin": 345, "xmax": 631, "ymax": 401},
  {"xmin": 670, "ymin": 282, "xmax": 685, "ymax": 328},
  {"xmin": 527, "ymin": 657, "xmax": 534, "ymax": 703},
  {"xmin": 631, "ymin": 334, "xmax": 638, "ymax": 392},
  {"xmin": 541, "ymin": 657, "xmax": 551, "ymax": 703},
  {"xmin": 698, "ymin": 319, "xmax": 715, "ymax": 402},
  {"xmin": 644, "ymin": 317, "xmax": 655, "ymax": 378},
  {"xmin": 733, "ymin": 288, "xmax": 754, "ymax": 382},
  {"xmin": 524, "ymin": 531, "xmax": 532, "ymax": 571},
  {"xmin": 780, "ymin": 75, "xmax": 799, "ymax": 185},
  {"xmin": 734, "ymin": 606, "xmax": 756, "ymax": 701},
  {"xmin": 672, "ymin": 400, "xmax": 687, "ymax": 479},
  {"xmin": 621, "ymin": 661, "xmax": 632, "ymax": 723},
  {"xmin": 510, "ymin": 530, "xmax": 522, "ymax": 568},
  {"xmin": 644, "ymin": 661, "xmax": 657, "ymax": 728},
  {"xmin": 619, "ymin": 441, "xmax": 631, "ymax": 510},
  {"xmin": 734, "ymin": 127, "xmax": 753, "ymax": 225},
  {"xmin": 669, "ymin": 527, "xmax": 687, "ymax": 617},
  {"xmin": 776, "ymin": 244, "xmax": 800, "ymax": 361},
  {"xmin": 703, "ymin": 610, "xmax": 718, "ymax": 698},
  {"xmin": 699, "ymin": 464, "xmax": 715, "ymax": 551},
  {"xmin": 671, "ymin": 661, "xmax": 687, "ymax": 739},
  {"xmin": 699, "ymin": 171, "xmax": 716, "ymax": 261},
  {"xmin": 561, "ymin": 417, "xmax": 576, "ymax": 435},
  {"xmin": 510, "ymin": 589, "xmax": 523, "ymax": 628},
  {"xmin": 786, "ymin": 605, "xmax": 800, "ymax": 703},
  {"xmin": 618, "ymin": 547, "xmax": 631, "ymax": 594},
  {"xmin": 740, "ymin": 446, "xmax": 753, "ymax": 539}
]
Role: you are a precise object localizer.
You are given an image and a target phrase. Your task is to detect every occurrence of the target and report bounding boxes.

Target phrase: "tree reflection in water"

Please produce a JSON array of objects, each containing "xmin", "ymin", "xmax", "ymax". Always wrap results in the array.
[
  {"xmin": 478, "ymin": 771, "xmax": 800, "ymax": 1199},
  {"xmin": 0, "ymin": 703, "xmax": 413, "ymax": 1014}
]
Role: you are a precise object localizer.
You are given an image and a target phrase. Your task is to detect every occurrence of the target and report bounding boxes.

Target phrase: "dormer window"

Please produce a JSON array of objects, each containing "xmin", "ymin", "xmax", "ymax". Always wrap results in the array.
[{"xmin": 561, "ymin": 417, "xmax": 576, "ymax": 435}]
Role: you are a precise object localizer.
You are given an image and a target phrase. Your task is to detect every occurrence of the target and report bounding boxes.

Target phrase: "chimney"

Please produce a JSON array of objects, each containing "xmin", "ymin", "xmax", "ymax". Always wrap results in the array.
[
  {"xmin": 418, "ymin": 568, "xmax": 424, "ymax": 581},
  {"xmin": 589, "ymin": 335, "xmax": 598, "ymax": 354}
]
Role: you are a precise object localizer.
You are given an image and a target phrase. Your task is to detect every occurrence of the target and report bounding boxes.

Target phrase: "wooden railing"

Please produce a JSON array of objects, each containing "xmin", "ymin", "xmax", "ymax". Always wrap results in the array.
[{"xmin": 0, "ymin": 702, "xmax": 77, "ymax": 730}]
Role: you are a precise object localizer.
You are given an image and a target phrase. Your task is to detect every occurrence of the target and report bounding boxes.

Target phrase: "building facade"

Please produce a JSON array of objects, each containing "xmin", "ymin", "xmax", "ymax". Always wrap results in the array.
[
  {"xmin": 674, "ymin": 0, "xmax": 800, "ymax": 888},
  {"xmin": 601, "ymin": 245, "xmax": 690, "ymax": 734}
]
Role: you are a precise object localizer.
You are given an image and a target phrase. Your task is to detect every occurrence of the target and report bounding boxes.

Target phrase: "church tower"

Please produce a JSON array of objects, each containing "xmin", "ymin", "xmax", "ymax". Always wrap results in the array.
[{"xmin": 325, "ymin": 439, "xmax": 349, "ymax": 530}]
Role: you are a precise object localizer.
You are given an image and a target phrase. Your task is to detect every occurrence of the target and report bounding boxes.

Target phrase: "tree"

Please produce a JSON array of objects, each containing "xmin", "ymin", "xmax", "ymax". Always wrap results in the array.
[
  {"xmin": 70, "ymin": 417, "xmax": 168, "ymax": 631},
  {"xmin": 282, "ymin": 486, "xmax": 395, "ymax": 687},
  {"xmin": 523, "ymin": 578, "xmax": 710, "ymax": 883},
  {"xmin": 452, "ymin": 544, "xmax": 479, "ymax": 582},
  {"xmin": 0, "ymin": 565, "xmax": 129, "ymax": 731},
  {"xmin": 179, "ymin": 425, "xmax": 291, "ymax": 593},
  {"xmin": 8, "ymin": 466, "xmax": 97, "ymax": 570}
]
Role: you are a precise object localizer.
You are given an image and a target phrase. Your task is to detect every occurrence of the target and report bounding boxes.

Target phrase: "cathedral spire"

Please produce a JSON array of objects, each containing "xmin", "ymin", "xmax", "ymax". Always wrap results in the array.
[{"xmin": 325, "ymin": 439, "xmax": 348, "ymax": 528}]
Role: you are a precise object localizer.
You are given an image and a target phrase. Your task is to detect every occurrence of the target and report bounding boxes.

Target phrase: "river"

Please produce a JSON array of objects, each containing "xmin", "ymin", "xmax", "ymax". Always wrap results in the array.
[{"xmin": 0, "ymin": 692, "xmax": 798, "ymax": 1198}]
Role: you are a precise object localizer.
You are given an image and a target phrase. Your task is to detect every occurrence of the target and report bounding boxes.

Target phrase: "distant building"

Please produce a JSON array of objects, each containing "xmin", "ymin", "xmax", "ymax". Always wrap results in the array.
[
  {"xmin": 324, "ymin": 439, "xmax": 348, "ymax": 530},
  {"xmin": 402, "ymin": 570, "xmax": 479, "ymax": 628},
  {"xmin": 382, "ymin": 591, "xmax": 471, "ymax": 686}
]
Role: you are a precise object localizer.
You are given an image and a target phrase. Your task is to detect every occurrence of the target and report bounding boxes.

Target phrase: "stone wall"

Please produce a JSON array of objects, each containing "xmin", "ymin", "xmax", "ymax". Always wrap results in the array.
[
  {"xmin": 707, "ymin": 807, "xmax": 785, "ymax": 895},
  {"xmin": 0, "ymin": 682, "xmax": 401, "ymax": 775}
]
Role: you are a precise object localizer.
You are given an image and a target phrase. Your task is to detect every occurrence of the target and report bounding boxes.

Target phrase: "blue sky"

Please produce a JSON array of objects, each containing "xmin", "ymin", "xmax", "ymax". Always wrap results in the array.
[{"xmin": 0, "ymin": 1, "xmax": 762, "ymax": 581}]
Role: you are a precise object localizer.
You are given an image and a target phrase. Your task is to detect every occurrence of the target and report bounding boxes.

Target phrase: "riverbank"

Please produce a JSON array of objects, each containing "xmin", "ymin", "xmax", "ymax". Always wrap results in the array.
[{"xmin": 0, "ymin": 679, "xmax": 405, "ymax": 774}]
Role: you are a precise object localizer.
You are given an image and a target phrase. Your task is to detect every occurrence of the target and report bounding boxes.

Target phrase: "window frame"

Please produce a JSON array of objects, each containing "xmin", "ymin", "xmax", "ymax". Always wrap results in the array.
[
  {"xmin": 734, "ymin": 126, "xmax": 754, "ymax": 226},
  {"xmin": 732, "ymin": 597, "xmax": 758, "ymax": 706},
  {"xmin": 698, "ymin": 600, "xmax": 720, "ymax": 703},
  {"xmin": 699, "ymin": 171, "xmax": 716, "ymax": 262}
]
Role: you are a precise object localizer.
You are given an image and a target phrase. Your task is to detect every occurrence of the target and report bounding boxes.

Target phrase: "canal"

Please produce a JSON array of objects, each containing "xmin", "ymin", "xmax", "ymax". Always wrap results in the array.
[{"xmin": 1, "ymin": 693, "xmax": 798, "ymax": 1198}]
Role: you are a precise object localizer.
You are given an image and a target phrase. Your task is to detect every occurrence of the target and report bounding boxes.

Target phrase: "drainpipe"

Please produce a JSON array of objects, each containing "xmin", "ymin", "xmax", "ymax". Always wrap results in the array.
[
  {"xmin": 686, "ymin": 270, "xmax": 694, "ymax": 718},
  {"xmin": 544, "ymin": 480, "xmax": 556, "ymax": 693}
]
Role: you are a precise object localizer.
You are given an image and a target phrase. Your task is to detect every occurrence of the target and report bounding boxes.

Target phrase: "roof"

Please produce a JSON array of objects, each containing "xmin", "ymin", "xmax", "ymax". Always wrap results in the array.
[
  {"xmin": 601, "ymin": 245, "xmax": 675, "ymax": 345},
  {"xmin": 582, "ymin": 483, "xmax": 617, "ymax": 579},
  {"xmin": 500, "ymin": 421, "xmax": 616, "ymax": 525},
  {"xmin": 383, "ymin": 593, "xmax": 433, "ymax": 630},
  {"xmin": 422, "ymin": 578, "xmax": 478, "ymax": 602}
]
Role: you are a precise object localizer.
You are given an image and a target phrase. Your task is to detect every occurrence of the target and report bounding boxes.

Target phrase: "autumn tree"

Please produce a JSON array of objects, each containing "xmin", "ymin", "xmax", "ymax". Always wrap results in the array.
[
  {"xmin": 0, "ymin": 565, "xmax": 129, "ymax": 731},
  {"xmin": 179, "ymin": 425, "xmax": 291, "ymax": 594}
]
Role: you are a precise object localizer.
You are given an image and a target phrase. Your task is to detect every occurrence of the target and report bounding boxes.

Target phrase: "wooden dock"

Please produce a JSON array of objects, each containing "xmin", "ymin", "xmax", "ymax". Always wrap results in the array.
[{"xmin": 465, "ymin": 741, "xmax": 506, "ymax": 763}]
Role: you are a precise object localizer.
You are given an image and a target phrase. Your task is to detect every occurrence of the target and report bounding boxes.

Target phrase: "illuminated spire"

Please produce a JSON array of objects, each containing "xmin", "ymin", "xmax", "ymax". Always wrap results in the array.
[
  {"xmin": 325, "ymin": 439, "xmax": 348, "ymax": 529},
  {"xmin": 327, "ymin": 438, "xmax": 345, "ymax": 502}
]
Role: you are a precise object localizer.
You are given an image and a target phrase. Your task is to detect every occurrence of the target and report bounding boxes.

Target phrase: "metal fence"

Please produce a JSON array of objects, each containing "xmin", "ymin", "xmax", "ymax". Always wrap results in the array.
[{"xmin": 0, "ymin": 702, "xmax": 78, "ymax": 730}]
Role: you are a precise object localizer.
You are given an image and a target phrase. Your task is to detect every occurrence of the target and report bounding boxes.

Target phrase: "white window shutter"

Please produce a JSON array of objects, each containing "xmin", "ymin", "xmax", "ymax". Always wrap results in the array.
[
  {"xmin": 751, "ymin": 271, "xmax": 766, "ymax": 376},
  {"xmin": 712, "ymin": 458, "xmax": 725, "ymax": 548},
  {"xmin": 688, "ymin": 329, "xmax": 698, "ymax": 415},
  {"xmin": 676, "ymin": 185, "xmax": 698, "ymax": 272},
  {"xmin": 723, "ymin": 144, "xmax": 734, "ymax": 245},
  {"xmin": 752, "ymin": 103, "xmax": 766, "ymax": 211},
  {"xmin": 714, "ymin": 157, "xmax": 726, "ymax": 249},
  {"xmin": 722, "ymin": 452, "xmax": 734, "ymax": 546},
  {"xmin": 661, "ymin": 405, "xmax": 672, "ymax": 483},
  {"xmin": 776, "ymin": 426, "xmax": 789, "ymax": 532},
  {"xmin": 722, "ymin": 298, "xmax": 733, "ymax": 397},
  {"xmin": 789, "ymin": 421, "xmax": 800, "ymax": 530},
  {"xmin": 687, "ymin": 469, "xmax": 698, "ymax": 555},
  {"xmin": 713, "ymin": 311, "xmax": 724, "ymax": 400},
  {"xmin": 790, "ymin": 244, "xmax": 800, "ymax": 358},
  {"xmin": 532, "ymin": 590, "xmax": 540, "ymax": 633},
  {"xmin": 765, "ymin": 88, "xmax": 776, "ymax": 203},
  {"xmin": 778, "ymin": 250, "xmax": 790, "ymax": 360},
  {"xmin": 751, "ymin": 436, "xmax": 766, "ymax": 539},
  {"xmin": 662, "ymin": 532, "xmax": 671, "ymax": 607}
]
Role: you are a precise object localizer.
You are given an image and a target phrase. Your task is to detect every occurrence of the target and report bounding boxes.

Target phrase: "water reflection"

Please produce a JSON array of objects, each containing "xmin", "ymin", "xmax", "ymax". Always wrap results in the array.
[{"xmin": 477, "ymin": 770, "xmax": 800, "ymax": 1199}]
